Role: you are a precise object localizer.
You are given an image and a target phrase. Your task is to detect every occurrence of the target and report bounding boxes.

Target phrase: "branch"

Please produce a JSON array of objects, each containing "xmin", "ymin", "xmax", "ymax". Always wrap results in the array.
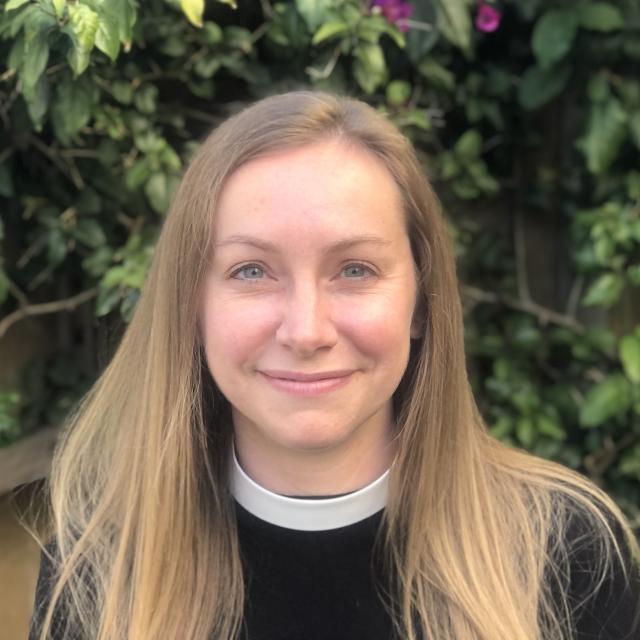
[
  {"xmin": 6, "ymin": 277, "xmax": 28, "ymax": 308},
  {"xmin": 583, "ymin": 432, "xmax": 637, "ymax": 478},
  {"xmin": 0, "ymin": 287, "xmax": 98, "ymax": 340},
  {"xmin": 28, "ymin": 136, "xmax": 85, "ymax": 189},
  {"xmin": 259, "ymin": 0, "xmax": 275, "ymax": 19},
  {"xmin": 305, "ymin": 43, "xmax": 342, "ymax": 80},
  {"xmin": 250, "ymin": 21, "xmax": 270, "ymax": 45},
  {"xmin": 565, "ymin": 275, "xmax": 584, "ymax": 317},
  {"xmin": 461, "ymin": 284, "xmax": 585, "ymax": 332}
]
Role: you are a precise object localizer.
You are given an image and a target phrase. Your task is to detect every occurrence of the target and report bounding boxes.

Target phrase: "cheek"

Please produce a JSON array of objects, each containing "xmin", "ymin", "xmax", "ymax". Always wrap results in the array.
[
  {"xmin": 337, "ymin": 295, "xmax": 413, "ymax": 358},
  {"xmin": 200, "ymin": 294, "xmax": 278, "ymax": 364}
]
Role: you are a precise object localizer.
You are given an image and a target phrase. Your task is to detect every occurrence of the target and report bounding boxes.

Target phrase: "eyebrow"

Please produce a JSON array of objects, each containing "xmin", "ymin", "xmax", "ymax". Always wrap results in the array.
[{"xmin": 213, "ymin": 234, "xmax": 393, "ymax": 254}]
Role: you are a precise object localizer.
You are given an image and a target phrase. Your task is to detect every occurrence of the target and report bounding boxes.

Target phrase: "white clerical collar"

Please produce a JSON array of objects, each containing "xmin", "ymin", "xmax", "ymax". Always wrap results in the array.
[{"xmin": 230, "ymin": 448, "xmax": 389, "ymax": 531}]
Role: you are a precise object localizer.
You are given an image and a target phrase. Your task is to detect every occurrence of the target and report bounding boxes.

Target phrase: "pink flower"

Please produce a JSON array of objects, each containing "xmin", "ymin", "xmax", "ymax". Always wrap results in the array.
[
  {"xmin": 371, "ymin": 0, "xmax": 413, "ymax": 33},
  {"xmin": 475, "ymin": 1, "xmax": 502, "ymax": 33}
]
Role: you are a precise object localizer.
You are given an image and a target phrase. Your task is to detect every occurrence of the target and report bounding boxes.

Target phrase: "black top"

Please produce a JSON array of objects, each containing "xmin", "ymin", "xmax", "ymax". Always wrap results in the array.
[
  {"xmin": 236, "ymin": 502, "xmax": 391, "ymax": 640},
  {"xmin": 30, "ymin": 503, "xmax": 640, "ymax": 640}
]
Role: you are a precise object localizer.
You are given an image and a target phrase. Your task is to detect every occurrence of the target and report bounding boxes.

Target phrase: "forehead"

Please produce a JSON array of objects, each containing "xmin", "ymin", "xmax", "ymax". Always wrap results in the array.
[{"xmin": 212, "ymin": 140, "xmax": 406, "ymax": 242}]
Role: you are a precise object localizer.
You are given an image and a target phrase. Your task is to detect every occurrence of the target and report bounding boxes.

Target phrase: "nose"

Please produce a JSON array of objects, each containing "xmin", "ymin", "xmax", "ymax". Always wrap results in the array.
[{"xmin": 275, "ymin": 280, "xmax": 338, "ymax": 356}]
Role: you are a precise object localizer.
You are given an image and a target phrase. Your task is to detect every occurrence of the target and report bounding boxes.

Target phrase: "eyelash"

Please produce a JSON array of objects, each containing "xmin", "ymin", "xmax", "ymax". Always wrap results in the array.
[{"xmin": 229, "ymin": 262, "xmax": 377, "ymax": 283}]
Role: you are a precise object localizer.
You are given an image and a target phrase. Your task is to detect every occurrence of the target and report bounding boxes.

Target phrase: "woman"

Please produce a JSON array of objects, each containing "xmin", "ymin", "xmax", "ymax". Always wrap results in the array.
[{"xmin": 30, "ymin": 91, "xmax": 640, "ymax": 639}]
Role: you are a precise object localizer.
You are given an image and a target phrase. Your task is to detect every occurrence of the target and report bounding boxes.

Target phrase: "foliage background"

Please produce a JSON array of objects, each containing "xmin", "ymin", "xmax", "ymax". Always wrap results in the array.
[{"xmin": 1, "ymin": 0, "xmax": 640, "ymax": 525}]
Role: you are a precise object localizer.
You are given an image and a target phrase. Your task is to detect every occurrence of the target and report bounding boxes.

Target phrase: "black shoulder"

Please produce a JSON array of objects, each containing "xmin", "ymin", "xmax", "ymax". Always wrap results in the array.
[
  {"xmin": 564, "ymin": 504, "xmax": 640, "ymax": 640},
  {"xmin": 29, "ymin": 540, "xmax": 68, "ymax": 640}
]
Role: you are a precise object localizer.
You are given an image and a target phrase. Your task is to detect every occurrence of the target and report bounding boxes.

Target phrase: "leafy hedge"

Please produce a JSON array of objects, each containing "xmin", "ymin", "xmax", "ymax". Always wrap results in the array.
[{"xmin": 1, "ymin": 0, "xmax": 639, "ymax": 521}]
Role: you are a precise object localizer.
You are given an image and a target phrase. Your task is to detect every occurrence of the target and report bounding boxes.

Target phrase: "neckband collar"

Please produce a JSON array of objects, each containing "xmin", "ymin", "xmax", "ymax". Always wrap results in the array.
[{"xmin": 230, "ymin": 449, "xmax": 389, "ymax": 531}]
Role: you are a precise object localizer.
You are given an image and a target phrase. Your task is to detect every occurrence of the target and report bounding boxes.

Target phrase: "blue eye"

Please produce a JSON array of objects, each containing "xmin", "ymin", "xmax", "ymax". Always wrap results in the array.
[
  {"xmin": 230, "ymin": 262, "xmax": 375, "ymax": 283},
  {"xmin": 342, "ymin": 263, "xmax": 374, "ymax": 278},
  {"xmin": 231, "ymin": 264, "xmax": 265, "ymax": 281}
]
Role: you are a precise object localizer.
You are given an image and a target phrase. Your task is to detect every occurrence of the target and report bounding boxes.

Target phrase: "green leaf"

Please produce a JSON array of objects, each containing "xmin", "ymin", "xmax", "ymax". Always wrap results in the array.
[
  {"xmin": 194, "ymin": 55, "xmax": 221, "ymax": 78},
  {"xmin": 582, "ymin": 272, "xmax": 625, "ymax": 307},
  {"xmin": 68, "ymin": 4, "xmax": 99, "ymax": 50},
  {"xmin": 353, "ymin": 43, "xmax": 386, "ymax": 94},
  {"xmin": 224, "ymin": 26, "xmax": 252, "ymax": 53},
  {"xmin": 417, "ymin": 58, "xmax": 455, "ymax": 91},
  {"xmin": 144, "ymin": 173, "xmax": 177, "ymax": 214},
  {"xmin": 67, "ymin": 44, "xmax": 91, "ymax": 76},
  {"xmin": 452, "ymin": 177, "xmax": 480, "ymax": 199},
  {"xmin": 66, "ymin": 4, "xmax": 99, "ymax": 75},
  {"xmin": 134, "ymin": 84, "xmax": 158, "ymax": 114},
  {"xmin": 620, "ymin": 334, "xmax": 640, "ymax": 384},
  {"xmin": 490, "ymin": 415, "xmax": 513, "ymax": 439},
  {"xmin": 96, "ymin": 285, "xmax": 121, "ymax": 317},
  {"xmin": 126, "ymin": 158, "xmax": 151, "ymax": 190},
  {"xmin": 577, "ymin": 98, "xmax": 627, "ymax": 174},
  {"xmin": 160, "ymin": 145, "xmax": 181, "ymax": 171},
  {"xmin": 47, "ymin": 228, "xmax": 68, "ymax": 264},
  {"xmin": 434, "ymin": 0, "xmax": 471, "ymax": 55},
  {"xmin": 52, "ymin": 0, "xmax": 66, "ymax": 19},
  {"xmin": 518, "ymin": 63, "xmax": 571, "ymax": 110},
  {"xmin": 82, "ymin": 246, "xmax": 113, "ymax": 278},
  {"xmin": 21, "ymin": 28, "xmax": 49, "ymax": 90},
  {"xmin": 627, "ymin": 264, "xmax": 640, "ymax": 286},
  {"xmin": 515, "ymin": 417, "xmax": 536, "ymax": 448},
  {"xmin": 181, "ymin": 0, "xmax": 204, "ymax": 27},
  {"xmin": 403, "ymin": 108, "xmax": 431, "ymax": 130},
  {"xmin": 579, "ymin": 2, "xmax": 623, "ymax": 32},
  {"xmin": 468, "ymin": 160, "xmax": 499, "ymax": 194},
  {"xmin": 107, "ymin": 0, "xmax": 136, "ymax": 48},
  {"xmin": 386, "ymin": 80, "xmax": 411, "ymax": 106},
  {"xmin": 51, "ymin": 76, "xmax": 96, "ymax": 145},
  {"xmin": 439, "ymin": 152, "xmax": 459, "ymax": 179},
  {"xmin": 111, "ymin": 80, "xmax": 133, "ymax": 104},
  {"xmin": 8, "ymin": 35, "xmax": 24, "ymax": 72},
  {"xmin": 536, "ymin": 414, "xmax": 566, "ymax": 441},
  {"xmin": 405, "ymin": 1, "xmax": 438, "ymax": 63},
  {"xmin": 5, "ymin": 0, "xmax": 30, "ymax": 11},
  {"xmin": 532, "ymin": 8, "xmax": 578, "ymax": 68},
  {"xmin": 95, "ymin": 12, "xmax": 120, "ymax": 61},
  {"xmin": 119, "ymin": 289, "xmax": 140, "ymax": 322},
  {"xmin": 73, "ymin": 219, "xmax": 106, "ymax": 248},
  {"xmin": 24, "ymin": 72, "xmax": 49, "ymax": 130},
  {"xmin": 454, "ymin": 129, "xmax": 482, "ymax": 161},
  {"xmin": 312, "ymin": 20, "xmax": 349, "ymax": 45},
  {"xmin": 579, "ymin": 374, "xmax": 632, "ymax": 427},
  {"xmin": 295, "ymin": 0, "xmax": 325, "ymax": 31},
  {"xmin": 619, "ymin": 445, "xmax": 640, "ymax": 481},
  {"xmin": 203, "ymin": 21, "xmax": 223, "ymax": 44},
  {"xmin": 587, "ymin": 74, "xmax": 610, "ymax": 102}
]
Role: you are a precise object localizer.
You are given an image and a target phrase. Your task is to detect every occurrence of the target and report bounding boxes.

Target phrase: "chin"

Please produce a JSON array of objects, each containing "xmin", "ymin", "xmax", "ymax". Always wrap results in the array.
[{"xmin": 276, "ymin": 423, "xmax": 351, "ymax": 452}]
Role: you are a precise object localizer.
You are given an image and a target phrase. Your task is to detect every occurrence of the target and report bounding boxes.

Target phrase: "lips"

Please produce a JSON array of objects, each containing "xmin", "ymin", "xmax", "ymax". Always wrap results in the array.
[
  {"xmin": 258, "ymin": 369, "xmax": 354, "ymax": 382},
  {"xmin": 258, "ymin": 370, "xmax": 354, "ymax": 396}
]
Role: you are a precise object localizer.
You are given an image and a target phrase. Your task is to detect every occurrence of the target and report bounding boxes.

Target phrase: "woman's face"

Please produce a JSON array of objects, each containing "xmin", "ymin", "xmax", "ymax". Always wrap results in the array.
[{"xmin": 200, "ymin": 139, "xmax": 421, "ymax": 487}]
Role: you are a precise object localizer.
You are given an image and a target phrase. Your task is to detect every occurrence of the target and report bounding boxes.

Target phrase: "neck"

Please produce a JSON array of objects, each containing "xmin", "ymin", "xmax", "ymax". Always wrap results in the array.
[{"xmin": 232, "ymin": 422, "xmax": 397, "ymax": 496}]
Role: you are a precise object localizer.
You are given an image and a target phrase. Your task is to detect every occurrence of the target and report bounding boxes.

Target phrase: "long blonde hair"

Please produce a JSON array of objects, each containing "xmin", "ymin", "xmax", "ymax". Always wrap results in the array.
[{"xmin": 33, "ymin": 91, "xmax": 639, "ymax": 639}]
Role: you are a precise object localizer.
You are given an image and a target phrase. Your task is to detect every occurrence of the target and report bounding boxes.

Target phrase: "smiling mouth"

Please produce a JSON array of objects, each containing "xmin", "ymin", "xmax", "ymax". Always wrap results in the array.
[
  {"xmin": 258, "ymin": 371, "xmax": 354, "ymax": 396},
  {"xmin": 258, "ymin": 369, "xmax": 355, "ymax": 382}
]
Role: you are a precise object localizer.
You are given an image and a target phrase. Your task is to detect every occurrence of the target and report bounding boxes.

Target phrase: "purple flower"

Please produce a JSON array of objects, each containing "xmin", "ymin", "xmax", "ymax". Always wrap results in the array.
[
  {"xmin": 475, "ymin": 1, "xmax": 502, "ymax": 33},
  {"xmin": 371, "ymin": 0, "xmax": 413, "ymax": 33}
]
